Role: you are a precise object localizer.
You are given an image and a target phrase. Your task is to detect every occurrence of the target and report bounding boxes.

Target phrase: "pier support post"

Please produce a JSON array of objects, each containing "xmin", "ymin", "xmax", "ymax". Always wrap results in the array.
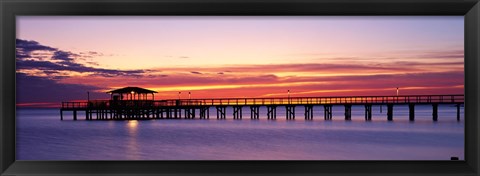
[
  {"xmin": 286, "ymin": 105, "xmax": 295, "ymax": 120},
  {"xmin": 344, "ymin": 105, "xmax": 352, "ymax": 120},
  {"xmin": 233, "ymin": 106, "xmax": 243, "ymax": 119},
  {"xmin": 432, "ymin": 104, "xmax": 438, "ymax": 121},
  {"xmin": 456, "ymin": 103, "xmax": 461, "ymax": 121},
  {"xmin": 199, "ymin": 108, "xmax": 205, "ymax": 119},
  {"xmin": 60, "ymin": 110, "xmax": 63, "ymax": 120},
  {"xmin": 250, "ymin": 106, "xmax": 260, "ymax": 119},
  {"xmin": 184, "ymin": 108, "xmax": 191, "ymax": 119},
  {"xmin": 324, "ymin": 105, "xmax": 332, "ymax": 120},
  {"xmin": 192, "ymin": 108, "xmax": 196, "ymax": 119},
  {"xmin": 305, "ymin": 105, "xmax": 313, "ymax": 120},
  {"xmin": 166, "ymin": 109, "xmax": 171, "ymax": 119},
  {"xmin": 189, "ymin": 108, "xmax": 196, "ymax": 119},
  {"xmin": 159, "ymin": 109, "xmax": 165, "ymax": 119},
  {"xmin": 387, "ymin": 104, "xmax": 393, "ymax": 121},
  {"xmin": 216, "ymin": 106, "xmax": 226, "ymax": 119},
  {"xmin": 267, "ymin": 106, "xmax": 277, "ymax": 120},
  {"xmin": 364, "ymin": 104, "xmax": 372, "ymax": 121},
  {"xmin": 200, "ymin": 107, "xmax": 210, "ymax": 119},
  {"xmin": 409, "ymin": 104, "xmax": 415, "ymax": 121},
  {"xmin": 174, "ymin": 108, "xmax": 178, "ymax": 119},
  {"xmin": 73, "ymin": 110, "xmax": 77, "ymax": 121}
]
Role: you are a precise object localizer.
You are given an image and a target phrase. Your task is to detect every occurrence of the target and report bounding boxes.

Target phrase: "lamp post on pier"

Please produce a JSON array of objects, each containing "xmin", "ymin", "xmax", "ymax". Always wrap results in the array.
[
  {"xmin": 288, "ymin": 90, "xmax": 290, "ymax": 104},
  {"xmin": 87, "ymin": 91, "xmax": 90, "ymax": 108}
]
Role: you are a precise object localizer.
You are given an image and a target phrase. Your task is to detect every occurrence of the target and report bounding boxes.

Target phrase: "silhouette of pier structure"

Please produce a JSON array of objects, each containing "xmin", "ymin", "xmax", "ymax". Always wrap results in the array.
[{"xmin": 60, "ymin": 87, "xmax": 464, "ymax": 121}]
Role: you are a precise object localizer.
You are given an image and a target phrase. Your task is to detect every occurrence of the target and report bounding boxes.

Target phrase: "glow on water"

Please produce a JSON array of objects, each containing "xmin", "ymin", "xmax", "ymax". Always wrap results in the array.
[{"xmin": 16, "ymin": 105, "xmax": 464, "ymax": 160}]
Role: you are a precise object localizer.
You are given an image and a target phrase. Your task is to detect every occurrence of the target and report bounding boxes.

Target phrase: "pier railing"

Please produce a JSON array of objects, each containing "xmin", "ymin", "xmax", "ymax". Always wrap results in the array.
[
  {"xmin": 61, "ymin": 94, "xmax": 464, "ymax": 109},
  {"xmin": 62, "ymin": 100, "xmax": 157, "ymax": 109},
  {"xmin": 171, "ymin": 94, "xmax": 464, "ymax": 106}
]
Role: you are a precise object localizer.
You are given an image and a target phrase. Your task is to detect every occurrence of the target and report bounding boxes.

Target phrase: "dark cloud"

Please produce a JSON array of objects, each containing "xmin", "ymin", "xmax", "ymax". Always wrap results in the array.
[
  {"xmin": 16, "ymin": 73, "xmax": 109, "ymax": 104},
  {"xmin": 16, "ymin": 38, "xmax": 145, "ymax": 77},
  {"xmin": 16, "ymin": 53, "xmax": 31, "ymax": 59},
  {"xmin": 16, "ymin": 39, "xmax": 56, "ymax": 59},
  {"xmin": 16, "ymin": 39, "xmax": 56, "ymax": 53},
  {"xmin": 52, "ymin": 50, "xmax": 78, "ymax": 62},
  {"xmin": 217, "ymin": 72, "xmax": 224, "ymax": 75},
  {"xmin": 190, "ymin": 71, "xmax": 202, "ymax": 74},
  {"xmin": 43, "ymin": 70, "xmax": 60, "ymax": 75}
]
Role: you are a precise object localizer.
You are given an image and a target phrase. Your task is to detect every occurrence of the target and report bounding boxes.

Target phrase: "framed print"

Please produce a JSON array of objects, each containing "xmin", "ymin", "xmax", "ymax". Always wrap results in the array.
[{"xmin": 1, "ymin": 0, "xmax": 479, "ymax": 175}]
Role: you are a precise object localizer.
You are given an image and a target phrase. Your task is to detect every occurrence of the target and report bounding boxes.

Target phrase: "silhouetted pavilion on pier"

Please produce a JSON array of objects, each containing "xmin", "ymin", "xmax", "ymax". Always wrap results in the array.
[{"xmin": 107, "ymin": 87, "xmax": 157, "ymax": 101}]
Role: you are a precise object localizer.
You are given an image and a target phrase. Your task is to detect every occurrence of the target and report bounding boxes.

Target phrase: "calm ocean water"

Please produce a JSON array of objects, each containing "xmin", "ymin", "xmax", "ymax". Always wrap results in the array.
[{"xmin": 16, "ymin": 104, "xmax": 464, "ymax": 160}]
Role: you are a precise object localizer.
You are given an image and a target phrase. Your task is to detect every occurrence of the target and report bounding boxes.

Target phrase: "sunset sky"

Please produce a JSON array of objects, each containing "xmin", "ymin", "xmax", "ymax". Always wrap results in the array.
[{"xmin": 16, "ymin": 16, "xmax": 464, "ymax": 108}]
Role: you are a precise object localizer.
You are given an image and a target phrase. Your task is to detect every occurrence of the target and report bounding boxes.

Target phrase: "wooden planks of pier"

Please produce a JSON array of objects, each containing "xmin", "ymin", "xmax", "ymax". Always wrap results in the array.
[{"xmin": 61, "ymin": 94, "xmax": 464, "ymax": 122}]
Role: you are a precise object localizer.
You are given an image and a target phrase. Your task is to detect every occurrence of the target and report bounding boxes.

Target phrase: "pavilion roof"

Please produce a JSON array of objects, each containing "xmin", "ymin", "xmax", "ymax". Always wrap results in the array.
[{"xmin": 106, "ymin": 87, "xmax": 157, "ymax": 94}]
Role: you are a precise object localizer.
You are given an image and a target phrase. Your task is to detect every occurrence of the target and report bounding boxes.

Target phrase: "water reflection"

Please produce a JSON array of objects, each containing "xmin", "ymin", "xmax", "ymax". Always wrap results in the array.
[
  {"xmin": 126, "ymin": 120, "xmax": 139, "ymax": 159},
  {"xmin": 127, "ymin": 120, "xmax": 139, "ymax": 133}
]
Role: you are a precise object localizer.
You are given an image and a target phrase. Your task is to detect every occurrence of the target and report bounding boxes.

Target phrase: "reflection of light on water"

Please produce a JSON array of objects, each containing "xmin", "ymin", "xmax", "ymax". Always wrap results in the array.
[
  {"xmin": 126, "ymin": 120, "xmax": 140, "ymax": 159},
  {"xmin": 128, "ymin": 120, "xmax": 138, "ymax": 131}
]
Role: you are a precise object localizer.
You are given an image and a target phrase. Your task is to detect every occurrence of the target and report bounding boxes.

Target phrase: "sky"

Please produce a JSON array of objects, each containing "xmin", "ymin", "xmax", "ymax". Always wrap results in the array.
[{"xmin": 16, "ymin": 16, "xmax": 464, "ymax": 108}]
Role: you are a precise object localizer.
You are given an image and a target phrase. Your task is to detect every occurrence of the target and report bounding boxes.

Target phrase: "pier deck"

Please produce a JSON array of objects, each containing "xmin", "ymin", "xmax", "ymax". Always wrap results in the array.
[{"xmin": 60, "ymin": 94, "xmax": 464, "ymax": 121}]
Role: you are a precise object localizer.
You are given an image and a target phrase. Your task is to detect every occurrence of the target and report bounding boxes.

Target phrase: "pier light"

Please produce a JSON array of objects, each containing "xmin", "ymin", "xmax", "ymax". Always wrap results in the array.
[
  {"xmin": 288, "ymin": 90, "xmax": 291, "ymax": 104},
  {"xmin": 396, "ymin": 87, "xmax": 399, "ymax": 96}
]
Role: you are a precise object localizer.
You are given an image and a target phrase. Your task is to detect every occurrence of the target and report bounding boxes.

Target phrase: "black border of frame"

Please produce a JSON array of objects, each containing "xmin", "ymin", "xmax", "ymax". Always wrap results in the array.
[{"xmin": 1, "ymin": 0, "xmax": 479, "ymax": 175}]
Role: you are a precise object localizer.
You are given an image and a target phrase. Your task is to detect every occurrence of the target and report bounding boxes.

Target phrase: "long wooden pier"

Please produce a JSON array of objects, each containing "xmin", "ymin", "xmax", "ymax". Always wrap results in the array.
[{"xmin": 60, "ymin": 94, "xmax": 464, "ymax": 121}]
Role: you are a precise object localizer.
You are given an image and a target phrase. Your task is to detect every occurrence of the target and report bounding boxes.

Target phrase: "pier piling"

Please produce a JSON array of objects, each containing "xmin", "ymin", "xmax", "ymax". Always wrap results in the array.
[
  {"xmin": 233, "ymin": 106, "xmax": 243, "ymax": 119},
  {"xmin": 216, "ymin": 106, "xmax": 226, "ymax": 119},
  {"xmin": 199, "ymin": 107, "xmax": 210, "ymax": 119},
  {"xmin": 432, "ymin": 104, "xmax": 438, "ymax": 121},
  {"xmin": 344, "ymin": 105, "xmax": 352, "ymax": 120},
  {"xmin": 387, "ymin": 104, "xmax": 393, "ymax": 121},
  {"xmin": 250, "ymin": 106, "xmax": 260, "ymax": 119},
  {"xmin": 409, "ymin": 104, "xmax": 415, "ymax": 121},
  {"xmin": 304, "ymin": 105, "xmax": 313, "ymax": 120},
  {"xmin": 324, "ymin": 105, "xmax": 332, "ymax": 120},
  {"xmin": 267, "ymin": 106, "xmax": 277, "ymax": 120},
  {"xmin": 286, "ymin": 106, "xmax": 295, "ymax": 120},
  {"xmin": 364, "ymin": 104, "xmax": 372, "ymax": 121},
  {"xmin": 73, "ymin": 110, "xmax": 77, "ymax": 121}
]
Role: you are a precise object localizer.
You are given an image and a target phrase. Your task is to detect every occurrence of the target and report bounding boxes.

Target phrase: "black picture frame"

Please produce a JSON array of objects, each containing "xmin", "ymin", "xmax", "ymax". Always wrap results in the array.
[{"xmin": 1, "ymin": 0, "xmax": 479, "ymax": 175}]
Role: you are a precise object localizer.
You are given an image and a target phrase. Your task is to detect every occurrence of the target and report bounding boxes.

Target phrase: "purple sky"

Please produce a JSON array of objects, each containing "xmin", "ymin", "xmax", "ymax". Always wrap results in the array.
[{"xmin": 16, "ymin": 16, "xmax": 464, "ymax": 107}]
